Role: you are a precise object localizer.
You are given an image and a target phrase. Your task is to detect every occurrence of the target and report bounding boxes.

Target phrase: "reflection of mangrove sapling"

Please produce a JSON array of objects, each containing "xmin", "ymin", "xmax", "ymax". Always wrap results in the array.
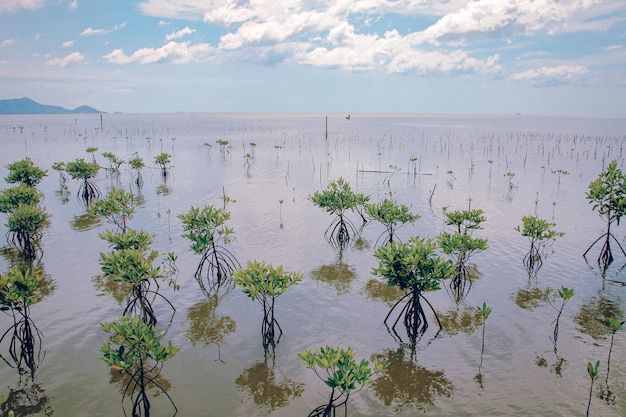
[
  {"xmin": 128, "ymin": 157, "xmax": 145, "ymax": 189},
  {"xmin": 373, "ymin": 237, "xmax": 454, "ymax": 342},
  {"xmin": 476, "ymin": 302, "xmax": 492, "ymax": 383},
  {"xmin": 87, "ymin": 188, "xmax": 136, "ymax": 234},
  {"xmin": 515, "ymin": 215, "xmax": 564, "ymax": 273},
  {"xmin": 0, "ymin": 267, "xmax": 45, "ymax": 375},
  {"xmin": 101, "ymin": 152, "xmax": 124, "ymax": 176},
  {"xmin": 601, "ymin": 317, "xmax": 624, "ymax": 402},
  {"xmin": 364, "ymin": 197, "xmax": 420, "ymax": 245},
  {"xmin": 99, "ymin": 247, "xmax": 176, "ymax": 326},
  {"xmin": 65, "ymin": 158, "xmax": 101, "ymax": 204},
  {"xmin": 438, "ymin": 207, "xmax": 488, "ymax": 301},
  {"xmin": 547, "ymin": 286, "xmax": 574, "ymax": 347},
  {"xmin": 310, "ymin": 177, "xmax": 370, "ymax": 248},
  {"xmin": 4, "ymin": 157, "xmax": 47, "ymax": 188},
  {"xmin": 586, "ymin": 360, "xmax": 600, "ymax": 417},
  {"xmin": 99, "ymin": 316, "xmax": 179, "ymax": 417},
  {"xmin": 153, "ymin": 152, "xmax": 172, "ymax": 179},
  {"xmin": 232, "ymin": 260, "xmax": 302, "ymax": 348},
  {"xmin": 178, "ymin": 205, "xmax": 240, "ymax": 293},
  {"xmin": 298, "ymin": 346, "xmax": 388, "ymax": 417},
  {"xmin": 584, "ymin": 160, "xmax": 626, "ymax": 266}
]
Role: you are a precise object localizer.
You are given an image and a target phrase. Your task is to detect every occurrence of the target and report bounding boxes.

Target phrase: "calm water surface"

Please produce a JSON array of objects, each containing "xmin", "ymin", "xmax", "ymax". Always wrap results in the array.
[{"xmin": 0, "ymin": 113, "xmax": 625, "ymax": 417}]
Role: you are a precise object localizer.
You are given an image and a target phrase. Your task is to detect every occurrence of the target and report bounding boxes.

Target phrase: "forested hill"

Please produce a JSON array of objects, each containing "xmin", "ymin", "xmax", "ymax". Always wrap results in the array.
[{"xmin": 0, "ymin": 97, "xmax": 104, "ymax": 114}]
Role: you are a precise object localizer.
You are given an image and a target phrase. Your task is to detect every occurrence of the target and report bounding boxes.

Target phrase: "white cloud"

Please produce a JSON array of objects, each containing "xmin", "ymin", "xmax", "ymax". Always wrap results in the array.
[
  {"xmin": 62, "ymin": 40, "xmax": 75, "ymax": 48},
  {"xmin": 512, "ymin": 65, "xmax": 590, "ymax": 86},
  {"xmin": 0, "ymin": 39, "xmax": 15, "ymax": 48},
  {"xmin": 69, "ymin": 0, "xmax": 78, "ymax": 10},
  {"xmin": 165, "ymin": 27, "xmax": 196, "ymax": 41},
  {"xmin": 0, "ymin": 0, "xmax": 45, "ymax": 13},
  {"xmin": 103, "ymin": 41, "xmax": 215, "ymax": 64},
  {"xmin": 80, "ymin": 22, "xmax": 126, "ymax": 36},
  {"xmin": 46, "ymin": 51, "xmax": 85, "ymax": 67}
]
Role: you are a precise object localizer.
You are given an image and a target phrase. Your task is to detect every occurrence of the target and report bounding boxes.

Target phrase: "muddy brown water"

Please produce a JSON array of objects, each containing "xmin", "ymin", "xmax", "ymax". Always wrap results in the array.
[{"xmin": 0, "ymin": 113, "xmax": 625, "ymax": 416}]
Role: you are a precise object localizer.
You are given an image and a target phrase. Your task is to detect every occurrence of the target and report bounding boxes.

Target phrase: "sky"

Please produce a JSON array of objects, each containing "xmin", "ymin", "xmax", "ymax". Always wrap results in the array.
[{"xmin": 0, "ymin": 0, "xmax": 625, "ymax": 116}]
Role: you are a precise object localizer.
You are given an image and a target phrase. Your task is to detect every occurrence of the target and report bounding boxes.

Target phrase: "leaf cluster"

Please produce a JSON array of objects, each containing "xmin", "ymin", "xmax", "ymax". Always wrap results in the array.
[
  {"xmin": 442, "ymin": 207, "xmax": 486, "ymax": 233},
  {"xmin": 99, "ymin": 228, "xmax": 155, "ymax": 251},
  {"xmin": 0, "ymin": 185, "xmax": 41, "ymax": 213},
  {"xmin": 65, "ymin": 158, "xmax": 100, "ymax": 180},
  {"xmin": 128, "ymin": 157, "xmax": 145, "ymax": 170},
  {"xmin": 372, "ymin": 237, "xmax": 455, "ymax": 292},
  {"xmin": 99, "ymin": 316, "xmax": 178, "ymax": 371},
  {"xmin": 101, "ymin": 152, "xmax": 124, "ymax": 170},
  {"xmin": 4, "ymin": 157, "xmax": 47, "ymax": 187},
  {"xmin": 298, "ymin": 346, "xmax": 388, "ymax": 395},
  {"xmin": 178, "ymin": 205, "xmax": 233, "ymax": 255},
  {"xmin": 0, "ymin": 267, "xmax": 45, "ymax": 309},
  {"xmin": 154, "ymin": 153, "xmax": 171, "ymax": 167},
  {"xmin": 365, "ymin": 198, "xmax": 420, "ymax": 229},
  {"xmin": 586, "ymin": 160, "xmax": 626, "ymax": 226},
  {"xmin": 87, "ymin": 187, "xmax": 136, "ymax": 232},
  {"xmin": 310, "ymin": 177, "xmax": 370, "ymax": 214},
  {"xmin": 477, "ymin": 302, "xmax": 492, "ymax": 320},
  {"xmin": 515, "ymin": 215, "xmax": 565, "ymax": 242},
  {"xmin": 99, "ymin": 248, "xmax": 162, "ymax": 286},
  {"xmin": 232, "ymin": 260, "xmax": 302, "ymax": 302},
  {"xmin": 6, "ymin": 204, "xmax": 49, "ymax": 233}
]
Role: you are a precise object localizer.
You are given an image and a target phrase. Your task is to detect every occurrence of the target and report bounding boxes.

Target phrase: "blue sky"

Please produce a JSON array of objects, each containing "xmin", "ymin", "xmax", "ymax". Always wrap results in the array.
[{"xmin": 0, "ymin": 0, "xmax": 625, "ymax": 116}]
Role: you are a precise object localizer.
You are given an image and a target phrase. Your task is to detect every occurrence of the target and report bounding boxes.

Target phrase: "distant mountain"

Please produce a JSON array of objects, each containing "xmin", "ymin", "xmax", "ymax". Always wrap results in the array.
[{"xmin": 0, "ymin": 97, "xmax": 104, "ymax": 114}]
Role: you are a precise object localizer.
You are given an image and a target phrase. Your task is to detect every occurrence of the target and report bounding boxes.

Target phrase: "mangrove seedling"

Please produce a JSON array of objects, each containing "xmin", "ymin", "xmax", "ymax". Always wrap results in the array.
[
  {"xmin": 515, "ymin": 215, "xmax": 564, "ymax": 274},
  {"xmin": 51, "ymin": 161, "xmax": 68, "ymax": 185},
  {"xmin": 232, "ymin": 260, "xmax": 302, "ymax": 348},
  {"xmin": 298, "ymin": 346, "xmax": 388, "ymax": 417},
  {"xmin": 99, "ymin": 228, "xmax": 155, "ymax": 251},
  {"xmin": 0, "ymin": 267, "xmax": 46, "ymax": 375},
  {"xmin": 101, "ymin": 152, "xmax": 124, "ymax": 176},
  {"xmin": 601, "ymin": 317, "xmax": 624, "ymax": 402},
  {"xmin": 4, "ymin": 157, "xmax": 47, "ymax": 188},
  {"xmin": 586, "ymin": 360, "xmax": 600, "ymax": 417},
  {"xmin": 310, "ymin": 177, "xmax": 370, "ymax": 248},
  {"xmin": 99, "ymin": 247, "xmax": 175, "ymax": 326},
  {"xmin": 178, "ymin": 205, "xmax": 240, "ymax": 294},
  {"xmin": 87, "ymin": 187, "xmax": 136, "ymax": 234},
  {"xmin": 364, "ymin": 197, "xmax": 420, "ymax": 246},
  {"xmin": 65, "ymin": 158, "xmax": 101, "ymax": 204},
  {"xmin": 0, "ymin": 185, "xmax": 42, "ymax": 213},
  {"xmin": 548, "ymin": 286, "xmax": 574, "ymax": 348},
  {"xmin": 85, "ymin": 146, "xmax": 98, "ymax": 163},
  {"xmin": 438, "ymin": 206, "xmax": 488, "ymax": 302},
  {"xmin": 99, "ymin": 316, "xmax": 179, "ymax": 417},
  {"xmin": 584, "ymin": 160, "xmax": 626, "ymax": 266},
  {"xmin": 128, "ymin": 157, "xmax": 145, "ymax": 189},
  {"xmin": 476, "ymin": 302, "xmax": 492, "ymax": 382},
  {"xmin": 153, "ymin": 152, "xmax": 171, "ymax": 179},
  {"xmin": 373, "ymin": 237, "xmax": 455, "ymax": 344}
]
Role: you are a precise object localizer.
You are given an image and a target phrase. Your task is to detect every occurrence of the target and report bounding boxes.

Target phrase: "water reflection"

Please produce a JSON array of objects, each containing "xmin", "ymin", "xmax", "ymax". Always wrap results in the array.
[
  {"xmin": 108, "ymin": 366, "xmax": 176, "ymax": 417},
  {"xmin": 0, "ymin": 379, "xmax": 52, "ymax": 417},
  {"xmin": 439, "ymin": 303, "xmax": 482, "ymax": 336},
  {"xmin": 574, "ymin": 294, "xmax": 624, "ymax": 340},
  {"xmin": 363, "ymin": 279, "xmax": 404, "ymax": 307},
  {"xmin": 371, "ymin": 347, "xmax": 453, "ymax": 412},
  {"xmin": 445, "ymin": 263, "xmax": 482, "ymax": 304},
  {"xmin": 235, "ymin": 360, "xmax": 303, "ymax": 412},
  {"xmin": 513, "ymin": 286, "xmax": 550, "ymax": 311},
  {"xmin": 310, "ymin": 252, "xmax": 356, "ymax": 295},
  {"xmin": 70, "ymin": 211, "xmax": 101, "ymax": 231},
  {"xmin": 186, "ymin": 295, "xmax": 236, "ymax": 359}
]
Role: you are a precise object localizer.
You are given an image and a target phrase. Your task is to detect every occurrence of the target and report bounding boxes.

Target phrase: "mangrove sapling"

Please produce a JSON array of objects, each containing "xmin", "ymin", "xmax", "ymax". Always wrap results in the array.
[
  {"xmin": 4, "ymin": 157, "xmax": 47, "ymax": 189},
  {"xmin": 0, "ymin": 185, "xmax": 42, "ymax": 213},
  {"xmin": 373, "ymin": 237, "xmax": 455, "ymax": 344},
  {"xmin": 364, "ymin": 197, "xmax": 420, "ymax": 246},
  {"xmin": 5, "ymin": 204, "xmax": 49, "ymax": 260},
  {"xmin": 128, "ymin": 157, "xmax": 145, "ymax": 189},
  {"xmin": 178, "ymin": 205, "xmax": 240, "ymax": 294},
  {"xmin": 232, "ymin": 260, "xmax": 302, "ymax": 349},
  {"xmin": 586, "ymin": 360, "xmax": 600, "ymax": 417},
  {"xmin": 601, "ymin": 317, "xmax": 624, "ymax": 402},
  {"xmin": 475, "ymin": 302, "xmax": 492, "ymax": 385},
  {"xmin": 99, "ymin": 316, "xmax": 179, "ymax": 417},
  {"xmin": 51, "ymin": 161, "xmax": 68, "ymax": 185},
  {"xmin": 65, "ymin": 158, "xmax": 101, "ymax": 204},
  {"xmin": 85, "ymin": 146, "xmax": 99, "ymax": 163},
  {"xmin": 515, "ymin": 215, "xmax": 565, "ymax": 274},
  {"xmin": 99, "ymin": 248, "xmax": 176, "ymax": 326},
  {"xmin": 298, "ymin": 346, "xmax": 388, "ymax": 417},
  {"xmin": 87, "ymin": 187, "xmax": 136, "ymax": 234},
  {"xmin": 153, "ymin": 153, "xmax": 172, "ymax": 180},
  {"xmin": 310, "ymin": 177, "xmax": 370, "ymax": 248},
  {"xmin": 438, "ymin": 207, "xmax": 488, "ymax": 302},
  {"xmin": 0, "ymin": 267, "xmax": 46, "ymax": 375},
  {"xmin": 547, "ymin": 287, "xmax": 574, "ymax": 349},
  {"xmin": 101, "ymin": 152, "xmax": 124, "ymax": 177},
  {"xmin": 100, "ymin": 228, "xmax": 155, "ymax": 251},
  {"xmin": 584, "ymin": 160, "xmax": 626, "ymax": 266}
]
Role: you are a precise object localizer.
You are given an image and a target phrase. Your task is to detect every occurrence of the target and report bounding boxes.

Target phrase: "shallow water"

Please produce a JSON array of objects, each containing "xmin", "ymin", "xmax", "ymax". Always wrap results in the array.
[{"xmin": 0, "ymin": 113, "xmax": 625, "ymax": 417}]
